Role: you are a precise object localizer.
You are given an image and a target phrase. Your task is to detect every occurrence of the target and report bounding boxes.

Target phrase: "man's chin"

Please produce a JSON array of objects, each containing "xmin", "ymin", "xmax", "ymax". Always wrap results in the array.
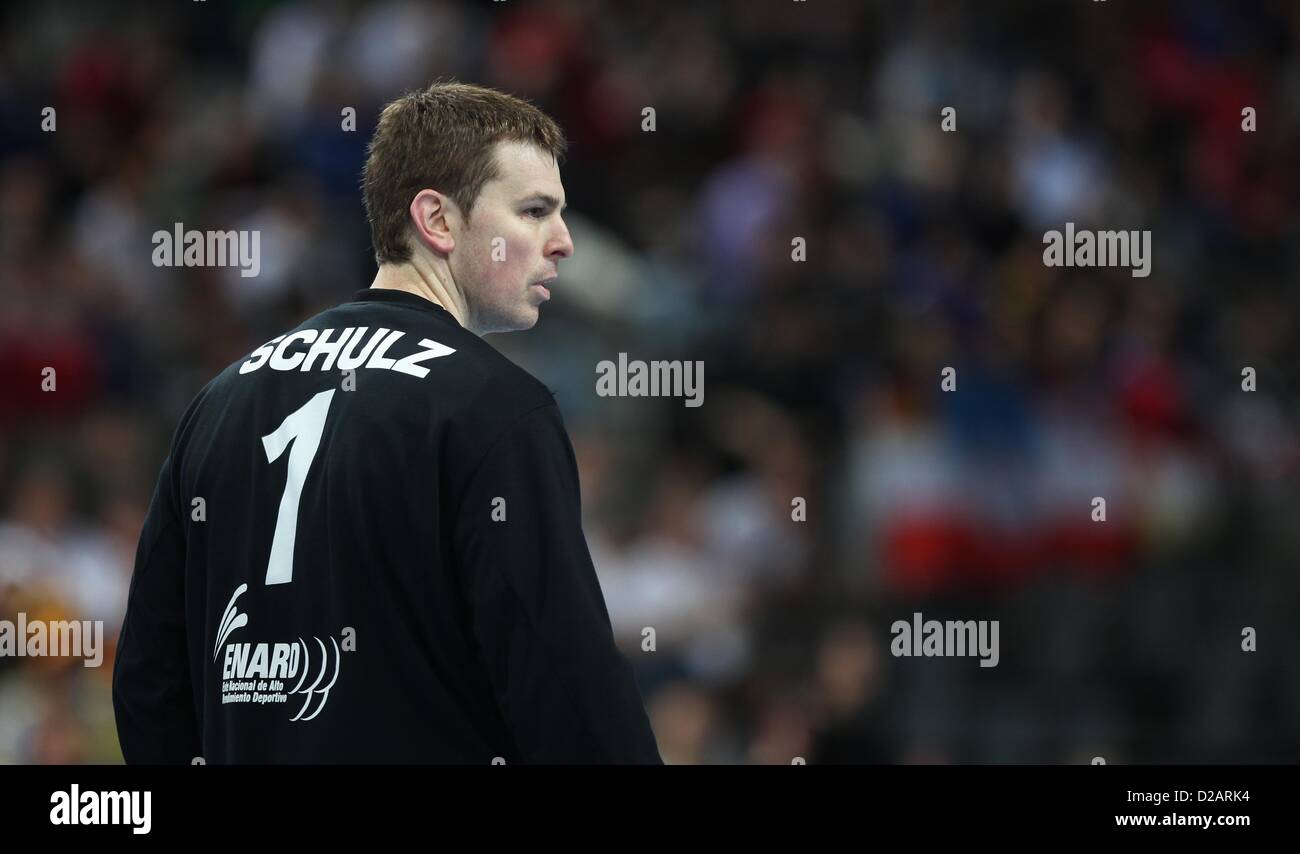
[{"xmin": 480, "ymin": 307, "xmax": 540, "ymax": 335}]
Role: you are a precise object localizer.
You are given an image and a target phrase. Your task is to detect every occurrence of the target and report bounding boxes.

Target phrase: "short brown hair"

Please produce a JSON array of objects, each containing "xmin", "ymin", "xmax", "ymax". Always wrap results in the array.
[{"xmin": 362, "ymin": 79, "xmax": 568, "ymax": 264}]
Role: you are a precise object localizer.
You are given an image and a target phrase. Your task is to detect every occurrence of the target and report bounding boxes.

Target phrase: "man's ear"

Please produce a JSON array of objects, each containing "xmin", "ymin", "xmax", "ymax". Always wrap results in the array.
[{"xmin": 409, "ymin": 189, "xmax": 457, "ymax": 255}]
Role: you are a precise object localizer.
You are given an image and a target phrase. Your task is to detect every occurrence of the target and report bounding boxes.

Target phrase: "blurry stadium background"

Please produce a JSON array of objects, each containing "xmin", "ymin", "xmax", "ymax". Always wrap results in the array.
[{"xmin": 1, "ymin": 0, "xmax": 1299, "ymax": 763}]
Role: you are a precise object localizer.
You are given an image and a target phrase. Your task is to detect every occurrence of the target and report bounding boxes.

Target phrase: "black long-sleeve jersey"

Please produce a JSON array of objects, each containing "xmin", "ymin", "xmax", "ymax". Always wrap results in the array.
[{"xmin": 112, "ymin": 287, "xmax": 662, "ymax": 764}]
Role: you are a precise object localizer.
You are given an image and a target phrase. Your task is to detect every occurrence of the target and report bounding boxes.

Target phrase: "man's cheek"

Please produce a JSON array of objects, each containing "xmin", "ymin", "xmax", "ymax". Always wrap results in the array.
[
  {"xmin": 481, "ymin": 259, "xmax": 520, "ymax": 304},
  {"xmin": 501, "ymin": 242, "xmax": 532, "ymax": 284}
]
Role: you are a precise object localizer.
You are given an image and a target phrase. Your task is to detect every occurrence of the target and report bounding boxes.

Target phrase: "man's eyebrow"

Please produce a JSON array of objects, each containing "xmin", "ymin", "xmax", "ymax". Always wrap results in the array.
[{"xmin": 521, "ymin": 193, "xmax": 567, "ymax": 211}]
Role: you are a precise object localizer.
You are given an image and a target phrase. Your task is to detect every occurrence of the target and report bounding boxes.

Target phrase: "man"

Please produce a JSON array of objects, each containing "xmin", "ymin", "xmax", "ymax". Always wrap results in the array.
[{"xmin": 112, "ymin": 81, "xmax": 662, "ymax": 764}]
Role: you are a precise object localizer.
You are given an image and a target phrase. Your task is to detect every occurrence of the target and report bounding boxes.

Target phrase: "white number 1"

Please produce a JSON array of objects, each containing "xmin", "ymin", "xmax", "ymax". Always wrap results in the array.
[{"xmin": 261, "ymin": 389, "xmax": 335, "ymax": 585}]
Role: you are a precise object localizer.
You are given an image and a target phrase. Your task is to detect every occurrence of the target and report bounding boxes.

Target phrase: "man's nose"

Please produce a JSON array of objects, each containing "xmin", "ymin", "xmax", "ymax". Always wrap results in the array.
[{"xmin": 548, "ymin": 218, "xmax": 574, "ymax": 259}]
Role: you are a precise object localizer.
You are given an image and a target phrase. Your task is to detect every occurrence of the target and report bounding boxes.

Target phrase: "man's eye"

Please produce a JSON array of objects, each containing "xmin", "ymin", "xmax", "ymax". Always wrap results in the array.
[{"xmin": 524, "ymin": 207, "xmax": 545, "ymax": 218}]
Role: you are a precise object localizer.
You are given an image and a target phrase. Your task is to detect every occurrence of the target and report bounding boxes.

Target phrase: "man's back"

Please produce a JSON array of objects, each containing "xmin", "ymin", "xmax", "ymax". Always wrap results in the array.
[{"xmin": 113, "ymin": 288, "xmax": 662, "ymax": 764}]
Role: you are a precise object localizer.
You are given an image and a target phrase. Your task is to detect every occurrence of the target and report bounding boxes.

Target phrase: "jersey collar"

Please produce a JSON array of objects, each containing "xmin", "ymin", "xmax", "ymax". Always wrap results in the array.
[{"xmin": 349, "ymin": 288, "xmax": 461, "ymax": 326}]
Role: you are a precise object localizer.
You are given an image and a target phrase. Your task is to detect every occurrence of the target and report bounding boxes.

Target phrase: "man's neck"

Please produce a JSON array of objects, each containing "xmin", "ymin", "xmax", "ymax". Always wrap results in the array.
[{"xmin": 368, "ymin": 258, "xmax": 469, "ymax": 330}]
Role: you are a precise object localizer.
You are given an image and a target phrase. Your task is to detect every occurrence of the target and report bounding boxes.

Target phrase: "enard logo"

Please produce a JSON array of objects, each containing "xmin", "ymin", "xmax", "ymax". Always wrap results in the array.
[{"xmin": 213, "ymin": 583, "xmax": 343, "ymax": 721}]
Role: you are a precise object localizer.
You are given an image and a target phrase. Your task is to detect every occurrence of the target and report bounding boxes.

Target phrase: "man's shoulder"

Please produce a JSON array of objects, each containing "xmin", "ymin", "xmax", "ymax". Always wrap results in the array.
[{"xmin": 452, "ymin": 336, "xmax": 557, "ymax": 425}]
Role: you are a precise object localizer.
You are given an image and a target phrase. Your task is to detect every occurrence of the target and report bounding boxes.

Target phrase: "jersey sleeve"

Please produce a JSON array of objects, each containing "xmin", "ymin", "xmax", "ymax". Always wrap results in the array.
[
  {"xmin": 112, "ymin": 453, "xmax": 202, "ymax": 763},
  {"xmin": 453, "ymin": 402, "xmax": 663, "ymax": 764}
]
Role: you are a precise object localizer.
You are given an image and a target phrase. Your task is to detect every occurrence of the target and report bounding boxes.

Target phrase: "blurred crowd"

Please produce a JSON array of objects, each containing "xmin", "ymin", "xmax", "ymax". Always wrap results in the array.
[{"xmin": 1, "ymin": 0, "xmax": 1299, "ymax": 763}]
